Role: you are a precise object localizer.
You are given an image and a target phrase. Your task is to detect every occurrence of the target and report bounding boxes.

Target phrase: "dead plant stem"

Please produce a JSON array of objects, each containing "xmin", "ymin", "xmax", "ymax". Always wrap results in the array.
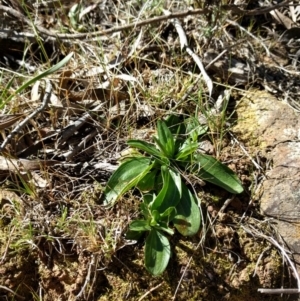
[
  {"xmin": 0, "ymin": 285, "xmax": 25, "ymax": 300},
  {"xmin": 0, "ymin": 80, "xmax": 52, "ymax": 153},
  {"xmin": 0, "ymin": 1, "xmax": 291, "ymax": 41},
  {"xmin": 138, "ymin": 283, "xmax": 163, "ymax": 301}
]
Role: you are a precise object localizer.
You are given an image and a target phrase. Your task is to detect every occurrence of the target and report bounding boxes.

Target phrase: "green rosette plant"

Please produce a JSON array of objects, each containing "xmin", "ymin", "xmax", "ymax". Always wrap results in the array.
[{"xmin": 104, "ymin": 115, "xmax": 243, "ymax": 275}]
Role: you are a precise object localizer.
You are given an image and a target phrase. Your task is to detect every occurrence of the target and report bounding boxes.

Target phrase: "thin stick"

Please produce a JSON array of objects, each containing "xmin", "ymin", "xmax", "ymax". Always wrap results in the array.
[
  {"xmin": 57, "ymin": 103, "xmax": 104, "ymax": 146},
  {"xmin": 228, "ymin": 131, "xmax": 262, "ymax": 170},
  {"xmin": 75, "ymin": 255, "xmax": 95, "ymax": 299},
  {"xmin": 64, "ymin": 129, "xmax": 98, "ymax": 161},
  {"xmin": 258, "ymin": 288, "xmax": 299, "ymax": 294},
  {"xmin": 0, "ymin": 2, "xmax": 291, "ymax": 41},
  {"xmin": 137, "ymin": 283, "xmax": 163, "ymax": 301},
  {"xmin": 242, "ymin": 224, "xmax": 300, "ymax": 292},
  {"xmin": 0, "ymin": 285, "xmax": 25, "ymax": 300},
  {"xmin": 0, "ymin": 5, "xmax": 208, "ymax": 40},
  {"xmin": 218, "ymin": 197, "xmax": 234, "ymax": 215},
  {"xmin": 224, "ymin": 1, "xmax": 291, "ymax": 16},
  {"xmin": 0, "ymin": 226, "xmax": 15, "ymax": 264},
  {"xmin": 172, "ymin": 255, "xmax": 193, "ymax": 301},
  {"xmin": 0, "ymin": 80, "xmax": 52, "ymax": 152},
  {"xmin": 168, "ymin": 14, "xmax": 213, "ymax": 97},
  {"xmin": 226, "ymin": 19, "xmax": 270, "ymax": 56}
]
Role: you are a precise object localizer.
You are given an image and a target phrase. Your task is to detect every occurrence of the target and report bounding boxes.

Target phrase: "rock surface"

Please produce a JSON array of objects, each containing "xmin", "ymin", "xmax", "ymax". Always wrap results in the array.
[{"xmin": 233, "ymin": 90, "xmax": 300, "ymax": 277}]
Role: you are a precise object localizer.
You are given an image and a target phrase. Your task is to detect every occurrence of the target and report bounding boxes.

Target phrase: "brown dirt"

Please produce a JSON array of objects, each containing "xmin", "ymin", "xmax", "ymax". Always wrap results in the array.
[{"xmin": 1, "ymin": 1, "xmax": 300, "ymax": 300}]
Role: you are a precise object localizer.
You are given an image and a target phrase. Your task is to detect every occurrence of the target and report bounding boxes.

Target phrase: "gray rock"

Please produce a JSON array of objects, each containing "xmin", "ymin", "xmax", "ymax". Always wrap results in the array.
[{"xmin": 233, "ymin": 90, "xmax": 300, "ymax": 275}]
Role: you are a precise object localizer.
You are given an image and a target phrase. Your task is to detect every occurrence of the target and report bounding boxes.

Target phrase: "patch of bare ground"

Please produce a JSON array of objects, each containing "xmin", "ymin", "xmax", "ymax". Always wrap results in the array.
[{"xmin": 1, "ymin": 0, "xmax": 300, "ymax": 300}]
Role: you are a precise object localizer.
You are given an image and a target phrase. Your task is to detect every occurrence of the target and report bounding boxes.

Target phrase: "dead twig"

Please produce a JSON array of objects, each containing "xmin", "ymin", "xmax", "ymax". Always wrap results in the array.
[
  {"xmin": 223, "ymin": 0, "xmax": 291, "ymax": 16},
  {"xmin": 166, "ymin": 12, "xmax": 213, "ymax": 97},
  {"xmin": 0, "ymin": 29, "xmax": 37, "ymax": 42},
  {"xmin": 56, "ymin": 103, "xmax": 104, "ymax": 146},
  {"xmin": 137, "ymin": 283, "xmax": 163, "ymax": 301},
  {"xmin": 258, "ymin": 288, "xmax": 300, "ymax": 294},
  {"xmin": 242, "ymin": 224, "xmax": 300, "ymax": 292},
  {"xmin": 75, "ymin": 255, "xmax": 95, "ymax": 300},
  {"xmin": 218, "ymin": 197, "xmax": 235, "ymax": 215},
  {"xmin": 0, "ymin": 2, "xmax": 291, "ymax": 41},
  {"xmin": 0, "ymin": 285, "xmax": 25, "ymax": 300},
  {"xmin": 0, "ymin": 79, "xmax": 52, "ymax": 153},
  {"xmin": 226, "ymin": 19, "xmax": 270, "ymax": 56},
  {"xmin": 228, "ymin": 131, "xmax": 262, "ymax": 170},
  {"xmin": 0, "ymin": 5, "xmax": 208, "ymax": 40},
  {"xmin": 64, "ymin": 129, "xmax": 98, "ymax": 162}
]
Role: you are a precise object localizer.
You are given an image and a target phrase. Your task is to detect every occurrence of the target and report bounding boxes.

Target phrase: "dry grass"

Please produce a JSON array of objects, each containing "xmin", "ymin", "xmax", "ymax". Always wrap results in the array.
[{"xmin": 0, "ymin": 0, "xmax": 299, "ymax": 300}]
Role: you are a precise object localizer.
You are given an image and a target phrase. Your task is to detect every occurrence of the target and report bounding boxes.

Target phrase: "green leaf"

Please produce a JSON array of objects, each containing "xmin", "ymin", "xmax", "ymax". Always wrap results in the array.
[
  {"xmin": 127, "ymin": 140, "xmax": 162, "ymax": 158},
  {"xmin": 150, "ymin": 166, "xmax": 181, "ymax": 213},
  {"xmin": 4, "ymin": 53, "xmax": 74, "ymax": 107},
  {"xmin": 143, "ymin": 193, "xmax": 155, "ymax": 206},
  {"xmin": 142, "ymin": 193, "xmax": 156, "ymax": 206},
  {"xmin": 136, "ymin": 170, "xmax": 157, "ymax": 192},
  {"xmin": 175, "ymin": 140, "xmax": 199, "ymax": 161},
  {"xmin": 153, "ymin": 170, "xmax": 163, "ymax": 191},
  {"xmin": 165, "ymin": 115, "xmax": 188, "ymax": 154},
  {"xmin": 154, "ymin": 223, "xmax": 174, "ymax": 235},
  {"xmin": 129, "ymin": 220, "xmax": 151, "ymax": 232},
  {"xmin": 125, "ymin": 230, "xmax": 143, "ymax": 240},
  {"xmin": 153, "ymin": 137, "xmax": 168, "ymax": 159},
  {"xmin": 165, "ymin": 114, "xmax": 185, "ymax": 135},
  {"xmin": 174, "ymin": 184, "xmax": 201, "ymax": 236},
  {"xmin": 140, "ymin": 202, "xmax": 150, "ymax": 218},
  {"xmin": 0, "ymin": 75, "xmax": 15, "ymax": 107},
  {"xmin": 160, "ymin": 206, "xmax": 177, "ymax": 221},
  {"xmin": 150, "ymin": 210, "xmax": 161, "ymax": 226},
  {"xmin": 104, "ymin": 157, "xmax": 154, "ymax": 206},
  {"xmin": 193, "ymin": 154, "xmax": 244, "ymax": 194},
  {"xmin": 68, "ymin": 3, "xmax": 81, "ymax": 29},
  {"xmin": 155, "ymin": 120, "xmax": 175, "ymax": 158},
  {"xmin": 170, "ymin": 168, "xmax": 182, "ymax": 199},
  {"xmin": 185, "ymin": 117, "xmax": 208, "ymax": 141},
  {"xmin": 145, "ymin": 229, "xmax": 171, "ymax": 275}
]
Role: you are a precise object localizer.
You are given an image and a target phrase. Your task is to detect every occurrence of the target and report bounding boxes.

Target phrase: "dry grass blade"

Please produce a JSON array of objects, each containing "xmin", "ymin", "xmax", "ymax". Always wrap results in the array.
[
  {"xmin": 0, "ymin": 1, "xmax": 299, "ymax": 300},
  {"xmin": 258, "ymin": 288, "xmax": 300, "ymax": 294},
  {"xmin": 0, "ymin": 80, "xmax": 52, "ymax": 152},
  {"xmin": 269, "ymin": 8, "xmax": 294, "ymax": 29},
  {"xmin": 0, "ymin": 156, "xmax": 60, "ymax": 171},
  {"xmin": 242, "ymin": 224, "xmax": 300, "ymax": 292},
  {"xmin": 0, "ymin": 114, "xmax": 24, "ymax": 130},
  {"xmin": 164, "ymin": 10, "xmax": 213, "ymax": 97},
  {"xmin": 290, "ymin": 3, "xmax": 300, "ymax": 22},
  {"xmin": 0, "ymin": 285, "xmax": 25, "ymax": 300}
]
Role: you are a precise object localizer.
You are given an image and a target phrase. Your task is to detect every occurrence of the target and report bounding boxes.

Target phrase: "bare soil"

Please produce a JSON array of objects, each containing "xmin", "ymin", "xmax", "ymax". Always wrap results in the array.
[{"xmin": 0, "ymin": 1, "xmax": 300, "ymax": 300}]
